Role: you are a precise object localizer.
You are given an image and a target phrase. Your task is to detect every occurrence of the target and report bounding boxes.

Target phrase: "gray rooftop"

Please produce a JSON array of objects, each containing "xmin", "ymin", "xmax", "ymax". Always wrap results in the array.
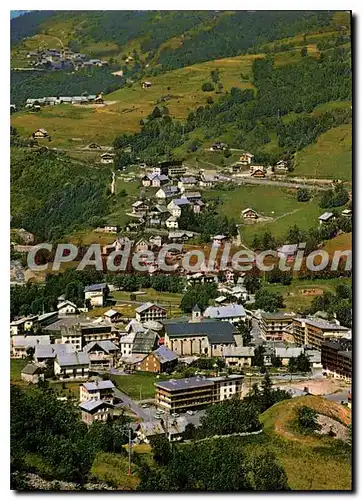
[
  {"xmin": 132, "ymin": 330, "xmax": 157, "ymax": 354},
  {"xmin": 153, "ymin": 345, "xmax": 178, "ymax": 363},
  {"xmin": 136, "ymin": 302, "xmax": 166, "ymax": 314},
  {"xmin": 164, "ymin": 319, "xmax": 236, "ymax": 345},
  {"xmin": 84, "ymin": 283, "xmax": 108, "ymax": 293},
  {"xmin": 83, "ymin": 340, "xmax": 119, "ymax": 354},
  {"xmin": 35, "ymin": 343, "xmax": 75, "ymax": 359},
  {"xmin": 203, "ymin": 304, "xmax": 246, "ymax": 319},
  {"xmin": 156, "ymin": 374, "xmax": 243, "ymax": 392},
  {"xmin": 56, "ymin": 351, "xmax": 89, "ymax": 367},
  {"xmin": 79, "ymin": 399, "xmax": 113, "ymax": 413},
  {"xmin": 83, "ymin": 380, "xmax": 115, "ymax": 391},
  {"xmin": 12, "ymin": 335, "xmax": 51, "ymax": 348}
]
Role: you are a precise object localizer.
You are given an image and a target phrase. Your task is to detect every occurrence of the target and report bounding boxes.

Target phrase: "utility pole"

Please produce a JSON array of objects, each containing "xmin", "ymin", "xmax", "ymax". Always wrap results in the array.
[{"xmin": 128, "ymin": 427, "xmax": 132, "ymax": 476}]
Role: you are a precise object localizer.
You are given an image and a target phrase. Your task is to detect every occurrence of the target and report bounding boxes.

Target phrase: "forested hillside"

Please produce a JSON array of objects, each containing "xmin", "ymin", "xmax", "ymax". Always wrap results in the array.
[
  {"xmin": 11, "ymin": 147, "xmax": 110, "ymax": 240},
  {"xmin": 11, "ymin": 10, "xmax": 348, "ymax": 106},
  {"xmin": 111, "ymin": 45, "xmax": 351, "ymax": 167},
  {"xmin": 11, "ymin": 68, "xmax": 125, "ymax": 107}
]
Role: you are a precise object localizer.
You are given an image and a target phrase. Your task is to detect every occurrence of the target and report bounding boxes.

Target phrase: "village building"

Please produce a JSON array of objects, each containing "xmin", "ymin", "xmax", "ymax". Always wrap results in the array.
[
  {"xmin": 80, "ymin": 380, "xmax": 115, "ymax": 403},
  {"xmin": 319, "ymin": 212, "xmax": 335, "ymax": 225},
  {"xmin": 11, "ymin": 335, "xmax": 51, "ymax": 358},
  {"xmin": 341, "ymin": 209, "xmax": 352, "ymax": 218},
  {"xmin": 57, "ymin": 300, "xmax": 78, "ymax": 315},
  {"xmin": 135, "ymin": 302, "xmax": 167, "ymax": 323},
  {"xmin": 167, "ymin": 198, "xmax": 190, "ymax": 217},
  {"xmin": 103, "ymin": 309, "xmax": 123, "ymax": 323},
  {"xmin": 186, "ymin": 273, "xmax": 217, "ymax": 286},
  {"xmin": 34, "ymin": 343, "xmax": 76, "ymax": 363},
  {"xmin": 10, "ymin": 315, "xmax": 39, "ymax": 336},
  {"xmin": 149, "ymin": 235, "xmax": 163, "ymax": 248},
  {"xmin": 79, "ymin": 400, "xmax": 114, "ymax": 425},
  {"xmin": 250, "ymin": 166, "xmax": 265, "ymax": 177},
  {"xmin": 275, "ymin": 160, "xmax": 289, "ymax": 172},
  {"xmin": 182, "ymin": 191, "xmax": 202, "ymax": 202},
  {"xmin": 259, "ymin": 312, "xmax": 295, "ymax": 342},
  {"xmin": 242, "ymin": 208, "xmax": 259, "ymax": 220},
  {"xmin": 83, "ymin": 340, "xmax": 120, "ymax": 370},
  {"xmin": 139, "ymin": 345, "xmax": 178, "ymax": 373},
  {"xmin": 167, "ymin": 230, "xmax": 194, "ymax": 243},
  {"xmin": 134, "ymin": 239, "xmax": 150, "ymax": 253},
  {"xmin": 100, "ymin": 152, "xmax": 115, "ymax": 164},
  {"xmin": 155, "ymin": 374, "xmax": 243, "ymax": 413},
  {"xmin": 84, "ymin": 283, "xmax": 109, "ymax": 307},
  {"xmin": 132, "ymin": 329, "xmax": 158, "ymax": 355},
  {"xmin": 32, "ymin": 128, "xmax": 49, "ymax": 139},
  {"xmin": 163, "ymin": 313, "xmax": 237, "ymax": 357},
  {"xmin": 166, "ymin": 216, "xmax": 179, "ymax": 229},
  {"xmin": 223, "ymin": 346, "xmax": 255, "ymax": 369},
  {"xmin": 54, "ymin": 351, "xmax": 90, "ymax": 380},
  {"xmin": 238, "ymin": 152, "xmax": 254, "ymax": 165},
  {"xmin": 132, "ymin": 200, "xmax": 149, "ymax": 215},
  {"xmin": 156, "ymin": 186, "xmax": 180, "ymax": 200},
  {"xmin": 191, "ymin": 199, "xmax": 205, "ymax": 214},
  {"xmin": 211, "ymin": 234, "xmax": 228, "ymax": 247},
  {"xmin": 21, "ymin": 364, "xmax": 45, "ymax": 384},
  {"xmin": 142, "ymin": 81, "xmax": 152, "ymax": 88},
  {"xmin": 274, "ymin": 346, "xmax": 304, "ymax": 366},
  {"xmin": 61, "ymin": 323, "xmax": 115, "ymax": 350},
  {"xmin": 178, "ymin": 177, "xmax": 197, "ymax": 192},
  {"xmin": 209, "ymin": 142, "xmax": 228, "ymax": 152},
  {"xmin": 203, "ymin": 304, "xmax": 246, "ymax": 324},
  {"xmin": 321, "ymin": 340, "xmax": 352, "ymax": 381},
  {"xmin": 291, "ymin": 317, "xmax": 351, "ymax": 350},
  {"xmin": 142, "ymin": 173, "xmax": 169, "ymax": 187}
]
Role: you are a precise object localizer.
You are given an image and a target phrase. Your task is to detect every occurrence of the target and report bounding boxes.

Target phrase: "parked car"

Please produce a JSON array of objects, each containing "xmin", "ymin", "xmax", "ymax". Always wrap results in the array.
[
  {"xmin": 186, "ymin": 410, "xmax": 195, "ymax": 415},
  {"xmin": 171, "ymin": 412, "xmax": 179, "ymax": 418}
]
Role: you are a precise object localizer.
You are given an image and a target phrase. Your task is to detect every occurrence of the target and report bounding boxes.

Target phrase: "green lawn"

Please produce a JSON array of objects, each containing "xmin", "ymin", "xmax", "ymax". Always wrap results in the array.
[
  {"xmin": 293, "ymin": 124, "xmax": 352, "ymax": 181},
  {"xmin": 10, "ymin": 358, "xmax": 28, "ymax": 382},
  {"xmin": 264, "ymin": 277, "xmax": 352, "ymax": 312},
  {"xmin": 110, "ymin": 372, "xmax": 163, "ymax": 400},
  {"xmin": 205, "ymin": 184, "xmax": 322, "ymax": 246}
]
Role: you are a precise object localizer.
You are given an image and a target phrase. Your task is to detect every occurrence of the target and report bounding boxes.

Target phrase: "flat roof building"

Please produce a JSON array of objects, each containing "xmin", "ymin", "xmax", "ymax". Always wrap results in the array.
[{"xmin": 155, "ymin": 374, "xmax": 243, "ymax": 413}]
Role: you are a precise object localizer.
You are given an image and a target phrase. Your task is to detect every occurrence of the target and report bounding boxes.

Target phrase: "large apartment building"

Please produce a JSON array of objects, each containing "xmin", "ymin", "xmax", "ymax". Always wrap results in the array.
[
  {"xmin": 321, "ymin": 340, "xmax": 352, "ymax": 381},
  {"xmin": 259, "ymin": 313, "xmax": 295, "ymax": 341},
  {"xmin": 155, "ymin": 375, "xmax": 243, "ymax": 413},
  {"xmin": 290, "ymin": 318, "xmax": 350, "ymax": 350}
]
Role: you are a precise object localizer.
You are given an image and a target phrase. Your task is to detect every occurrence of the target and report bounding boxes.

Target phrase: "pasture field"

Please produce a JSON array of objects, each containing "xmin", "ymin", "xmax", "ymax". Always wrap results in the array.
[{"xmin": 293, "ymin": 124, "xmax": 352, "ymax": 181}]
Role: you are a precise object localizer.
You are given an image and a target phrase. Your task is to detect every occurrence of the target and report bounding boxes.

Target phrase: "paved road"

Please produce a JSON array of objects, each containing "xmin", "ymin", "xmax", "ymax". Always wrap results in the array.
[
  {"xmin": 113, "ymin": 387, "xmax": 151, "ymax": 420},
  {"xmin": 250, "ymin": 318, "xmax": 264, "ymax": 346},
  {"xmin": 234, "ymin": 177, "xmax": 328, "ymax": 191}
]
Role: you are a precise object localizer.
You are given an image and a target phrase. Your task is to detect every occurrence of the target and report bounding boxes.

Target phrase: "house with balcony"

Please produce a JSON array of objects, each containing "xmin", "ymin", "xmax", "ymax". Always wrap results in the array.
[
  {"xmin": 83, "ymin": 340, "xmax": 120, "ymax": 370},
  {"xmin": 79, "ymin": 379, "xmax": 115, "ymax": 403},
  {"xmin": 79, "ymin": 399, "xmax": 114, "ymax": 425},
  {"xmin": 135, "ymin": 302, "xmax": 167, "ymax": 323},
  {"xmin": 54, "ymin": 351, "xmax": 90, "ymax": 380}
]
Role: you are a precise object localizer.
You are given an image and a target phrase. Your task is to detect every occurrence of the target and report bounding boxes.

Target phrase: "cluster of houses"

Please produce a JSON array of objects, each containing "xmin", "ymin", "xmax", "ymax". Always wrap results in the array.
[
  {"xmin": 26, "ymin": 92, "xmax": 104, "ymax": 110},
  {"xmin": 11, "ymin": 269, "xmax": 352, "ymax": 429},
  {"xmin": 26, "ymin": 47, "xmax": 108, "ymax": 71}
]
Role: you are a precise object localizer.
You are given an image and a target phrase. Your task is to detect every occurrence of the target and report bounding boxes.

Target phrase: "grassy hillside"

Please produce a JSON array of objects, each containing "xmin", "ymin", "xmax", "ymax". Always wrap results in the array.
[
  {"xmin": 293, "ymin": 124, "xmax": 352, "ymax": 181},
  {"xmin": 208, "ymin": 184, "xmax": 323, "ymax": 246},
  {"xmin": 248, "ymin": 395, "xmax": 352, "ymax": 490},
  {"xmin": 11, "ymin": 53, "xmax": 257, "ymax": 147},
  {"xmin": 94, "ymin": 395, "xmax": 352, "ymax": 490}
]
